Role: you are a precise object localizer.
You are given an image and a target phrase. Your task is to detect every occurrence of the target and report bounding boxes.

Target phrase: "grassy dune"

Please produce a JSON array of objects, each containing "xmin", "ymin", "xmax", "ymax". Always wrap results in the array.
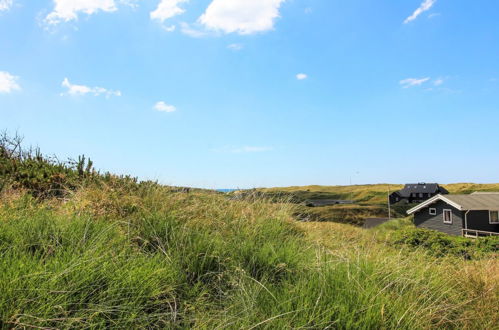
[
  {"xmin": 259, "ymin": 184, "xmax": 403, "ymax": 204},
  {"xmin": 1, "ymin": 135, "xmax": 497, "ymax": 328},
  {"xmin": 0, "ymin": 184, "xmax": 498, "ymax": 329},
  {"xmin": 259, "ymin": 183, "xmax": 499, "ymax": 205},
  {"xmin": 258, "ymin": 183, "xmax": 499, "ymax": 226}
]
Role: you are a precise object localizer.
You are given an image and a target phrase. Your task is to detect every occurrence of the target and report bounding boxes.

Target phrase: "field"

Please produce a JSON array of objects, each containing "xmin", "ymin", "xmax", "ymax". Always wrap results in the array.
[
  {"xmin": 0, "ymin": 135, "xmax": 498, "ymax": 328},
  {"xmin": 254, "ymin": 183, "xmax": 499, "ymax": 226}
]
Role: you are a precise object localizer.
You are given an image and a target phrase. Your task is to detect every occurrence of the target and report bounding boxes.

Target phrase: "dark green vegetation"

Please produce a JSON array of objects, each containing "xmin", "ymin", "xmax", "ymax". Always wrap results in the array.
[
  {"xmin": 0, "ymin": 133, "xmax": 497, "ymax": 329},
  {"xmin": 390, "ymin": 226, "xmax": 499, "ymax": 259},
  {"xmin": 0, "ymin": 132, "xmax": 94, "ymax": 197}
]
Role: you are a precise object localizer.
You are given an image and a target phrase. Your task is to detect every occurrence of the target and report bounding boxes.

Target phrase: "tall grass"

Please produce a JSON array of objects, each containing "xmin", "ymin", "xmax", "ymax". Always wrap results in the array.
[
  {"xmin": 1, "ymin": 184, "xmax": 496, "ymax": 329},
  {"xmin": 0, "ymin": 134, "xmax": 496, "ymax": 328}
]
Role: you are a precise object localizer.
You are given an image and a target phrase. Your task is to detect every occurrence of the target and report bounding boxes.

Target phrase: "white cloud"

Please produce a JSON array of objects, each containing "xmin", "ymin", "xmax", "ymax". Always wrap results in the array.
[
  {"xmin": 0, "ymin": 71, "xmax": 20, "ymax": 93},
  {"xmin": 0, "ymin": 0, "xmax": 13, "ymax": 12},
  {"xmin": 400, "ymin": 77, "xmax": 430, "ymax": 88},
  {"xmin": 45, "ymin": 0, "xmax": 118, "ymax": 25},
  {"xmin": 120, "ymin": 0, "xmax": 140, "ymax": 9},
  {"xmin": 404, "ymin": 0, "xmax": 436, "ymax": 24},
  {"xmin": 163, "ymin": 25, "xmax": 176, "ymax": 32},
  {"xmin": 227, "ymin": 43, "xmax": 243, "ymax": 51},
  {"xmin": 180, "ymin": 22, "xmax": 208, "ymax": 37},
  {"xmin": 61, "ymin": 78, "xmax": 121, "ymax": 97},
  {"xmin": 154, "ymin": 101, "xmax": 176, "ymax": 113},
  {"xmin": 199, "ymin": 0, "xmax": 286, "ymax": 35},
  {"xmin": 433, "ymin": 78, "xmax": 444, "ymax": 86},
  {"xmin": 296, "ymin": 73, "xmax": 307, "ymax": 80},
  {"xmin": 150, "ymin": 0, "xmax": 188, "ymax": 23}
]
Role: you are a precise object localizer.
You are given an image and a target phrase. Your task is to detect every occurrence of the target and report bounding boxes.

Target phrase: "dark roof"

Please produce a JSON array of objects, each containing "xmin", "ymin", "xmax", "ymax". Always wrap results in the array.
[
  {"xmin": 408, "ymin": 193, "xmax": 499, "ymax": 214},
  {"xmin": 393, "ymin": 183, "xmax": 447, "ymax": 197}
]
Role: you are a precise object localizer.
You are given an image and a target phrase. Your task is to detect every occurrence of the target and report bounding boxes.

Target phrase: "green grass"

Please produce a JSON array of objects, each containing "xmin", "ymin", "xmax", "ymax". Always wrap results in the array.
[
  {"xmin": 0, "ymin": 187, "xmax": 497, "ymax": 329},
  {"xmin": 0, "ymin": 134, "xmax": 497, "ymax": 329},
  {"xmin": 254, "ymin": 183, "xmax": 499, "ymax": 226},
  {"xmin": 258, "ymin": 183, "xmax": 499, "ymax": 205}
]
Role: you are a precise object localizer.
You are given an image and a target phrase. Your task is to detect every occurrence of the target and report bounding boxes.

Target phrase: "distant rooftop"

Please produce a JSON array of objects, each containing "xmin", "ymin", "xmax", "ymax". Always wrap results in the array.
[{"xmin": 395, "ymin": 183, "xmax": 447, "ymax": 197}]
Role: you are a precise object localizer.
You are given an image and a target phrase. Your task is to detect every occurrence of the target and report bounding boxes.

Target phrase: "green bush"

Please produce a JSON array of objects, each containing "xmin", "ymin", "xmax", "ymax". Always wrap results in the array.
[
  {"xmin": 0, "ymin": 133, "xmax": 96, "ymax": 197},
  {"xmin": 390, "ymin": 228, "xmax": 499, "ymax": 258}
]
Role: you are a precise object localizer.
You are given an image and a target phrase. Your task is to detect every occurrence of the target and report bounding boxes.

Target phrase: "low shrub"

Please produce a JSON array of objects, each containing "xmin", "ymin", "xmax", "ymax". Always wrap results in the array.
[{"xmin": 390, "ymin": 227, "xmax": 499, "ymax": 258}]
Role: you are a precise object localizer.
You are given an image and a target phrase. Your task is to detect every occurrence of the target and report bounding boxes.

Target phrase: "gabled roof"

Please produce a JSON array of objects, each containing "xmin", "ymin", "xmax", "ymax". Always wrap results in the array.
[
  {"xmin": 407, "ymin": 193, "xmax": 499, "ymax": 214},
  {"xmin": 394, "ymin": 183, "xmax": 447, "ymax": 197}
]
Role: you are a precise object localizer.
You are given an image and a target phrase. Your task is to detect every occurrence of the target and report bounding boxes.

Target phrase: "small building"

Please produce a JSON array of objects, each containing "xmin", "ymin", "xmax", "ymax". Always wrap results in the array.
[
  {"xmin": 407, "ymin": 193, "xmax": 499, "ymax": 237},
  {"xmin": 390, "ymin": 183, "xmax": 448, "ymax": 204}
]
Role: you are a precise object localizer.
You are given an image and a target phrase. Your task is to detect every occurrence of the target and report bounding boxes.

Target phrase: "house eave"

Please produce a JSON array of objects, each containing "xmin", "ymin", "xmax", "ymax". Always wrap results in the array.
[{"xmin": 406, "ymin": 194, "xmax": 464, "ymax": 215}]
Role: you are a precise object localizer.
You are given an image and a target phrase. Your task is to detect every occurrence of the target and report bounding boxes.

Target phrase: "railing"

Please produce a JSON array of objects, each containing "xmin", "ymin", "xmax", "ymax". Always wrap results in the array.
[{"xmin": 462, "ymin": 229, "xmax": 499, "ymax": 238}]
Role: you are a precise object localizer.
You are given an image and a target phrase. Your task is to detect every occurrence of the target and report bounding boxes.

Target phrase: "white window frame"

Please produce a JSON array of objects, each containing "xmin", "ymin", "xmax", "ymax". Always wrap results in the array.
[
  {"xmin": 429, "ymin": 208, "xmax": 437, "ymax": 215},
  {"xmin": 489, "ymin": 211, "xmax": 499, "ymax": 224},
  {"xmin": 443, "ymin": 209, "xmax": 453, "ymax": 224}
]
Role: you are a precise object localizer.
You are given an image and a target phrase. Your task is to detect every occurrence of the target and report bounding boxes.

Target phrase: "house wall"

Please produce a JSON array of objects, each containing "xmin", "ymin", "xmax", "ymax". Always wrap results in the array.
[
  {"xmin": 413, "ymin": 200, "xmax": 464, "ymax": 236},
  {"xmin": 466, "ymin": 211, "xmax": 499, "ymax": 233}
]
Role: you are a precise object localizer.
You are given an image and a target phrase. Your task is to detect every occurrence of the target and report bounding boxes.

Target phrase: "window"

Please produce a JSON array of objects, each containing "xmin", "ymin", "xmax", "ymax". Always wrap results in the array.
[
  {"xmin": 443, "ymin": 209, "xmax": 452, "ymax": 224},
  {"xmin": 419, "ymin": 193, "xmax": 423, "ymax": 198},
  {"xmin": 429, "ymin": 208, "xmax": 437, "ymax": 215},
  {"xmin": 489, "ymin": 211, "xmax": 499, "ymax": 224}
]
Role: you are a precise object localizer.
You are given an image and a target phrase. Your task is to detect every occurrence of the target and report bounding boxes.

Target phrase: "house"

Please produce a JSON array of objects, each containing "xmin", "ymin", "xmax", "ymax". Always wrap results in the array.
[
  {"xmin": 389, "ymin": 183, "xmax": 448, "ymax": 204},
  {"xmin": 407, "ymin": 193, "xmax": 499, "ymax": 237}
]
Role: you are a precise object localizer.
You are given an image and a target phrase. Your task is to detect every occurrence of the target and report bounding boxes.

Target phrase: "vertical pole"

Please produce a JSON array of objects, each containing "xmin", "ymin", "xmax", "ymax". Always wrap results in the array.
[{"xmin": 388, "ymin": 187, "xmax": 391, "ymax": 220}]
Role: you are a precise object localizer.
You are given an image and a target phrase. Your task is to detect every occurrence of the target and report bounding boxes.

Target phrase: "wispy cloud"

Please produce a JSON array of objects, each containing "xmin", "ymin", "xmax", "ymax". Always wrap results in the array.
[
  {"xmin": 0, "ymin": 0, "xmax": 13, "ymax": 12},
  {"xmin": 199, "ymin": 0, "xmax": 286, "ymax": 35},
  {"xmin": 45, "ymin": 0, "xmax": 118, "ymax": 25},
  {"xmin": 400, "ymin": 77, "xmax": 430, "ymax": 88},
  {"xmin": 150, "ymin": 0, "xmax": 188, "ymax": 23},
  {"xmin": 214, "ymin": 146, "xmax": 273, "ymax": 153},
  {"xmin": 0, "ymin": 71, "xmax": 20, "ymax": 93},
  {"xmin": 433, "ymin": 78, "xmax": 444, "ymax": 86},
  {"xmin": 163, "ymin": 25, "xmax": 176, "ymax": 32},
  {"xmin": 227, "ymin": 43, "xmax": 243, "ymax": 51},
  {"xmin": 61, "ymin": 78, "xmax": 121, "ymax": 97},
  {"xmin": 153, "ymin": 101, "xmax": 176, "ymax": 113},
  {"xmin": 296, "ymin": 73, "xmax": 308, "ymax": 80},
  {"xmin": 404, "ymin": 0, "xmax": 436, "ymax": 24},
  {"xmin": 180, "ymin": 22, "xmax": 209, "ymax": 37}
]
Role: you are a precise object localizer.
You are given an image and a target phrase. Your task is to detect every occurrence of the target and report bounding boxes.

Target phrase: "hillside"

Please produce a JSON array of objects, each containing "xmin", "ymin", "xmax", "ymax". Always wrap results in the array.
[
  {"xmin": 254, "ymin": 183, "xmax": 499, "ymax": 226},
  {"xmin": 0, "ymin": 136, "xmax": 498, "ymax": 328},
  {"xmin": 258, "ymin": 183, "xmax": 499, "ymax": 205}
]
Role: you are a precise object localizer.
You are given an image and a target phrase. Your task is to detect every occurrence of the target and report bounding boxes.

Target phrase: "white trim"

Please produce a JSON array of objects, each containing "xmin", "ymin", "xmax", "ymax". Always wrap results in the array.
[
  {"xmin": 443, "ymin": 209, "xmax": 453, "ymax": 224},
  {"xmin": 407, "ymin": 194, "xmax": 463, "ymax": 214},
  {"xmin": 429, "ymin": 208, "xmax": 437, "ymax": 215},
  {"xmin": 464, "ymin": 210, "xmax": 470, "ymax": 235},
  {"xmin": 489, "ymin": 210, "xmax": 499, "ymax": 224}
]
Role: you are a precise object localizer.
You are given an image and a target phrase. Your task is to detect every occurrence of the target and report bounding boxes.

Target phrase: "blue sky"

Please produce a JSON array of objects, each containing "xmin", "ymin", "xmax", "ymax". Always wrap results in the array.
[{"xmin": 1, "ymin": 0, "xmax": 499, "ymax": 188}]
